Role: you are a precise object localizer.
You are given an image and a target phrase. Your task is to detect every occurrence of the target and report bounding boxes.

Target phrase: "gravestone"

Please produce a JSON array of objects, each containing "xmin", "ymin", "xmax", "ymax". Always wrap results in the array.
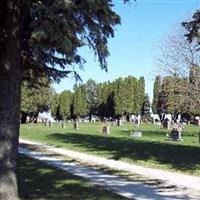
[
  {"xmin": 102, "ymin": 125, "xmax": 110, "ymax": 135},
  {"xmin": 62, "ymin": 122, "xmax": 65, "ymax": 128},
  {"xmin": 131, "ymin": 131, "xmax": 142, "ymax": 138}
]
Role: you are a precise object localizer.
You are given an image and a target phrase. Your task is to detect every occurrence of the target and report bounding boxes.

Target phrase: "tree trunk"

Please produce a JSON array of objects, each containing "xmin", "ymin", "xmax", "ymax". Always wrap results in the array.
[{"xmin": 0, "ymin": 1, "xmax": 22, "ymax": 199}]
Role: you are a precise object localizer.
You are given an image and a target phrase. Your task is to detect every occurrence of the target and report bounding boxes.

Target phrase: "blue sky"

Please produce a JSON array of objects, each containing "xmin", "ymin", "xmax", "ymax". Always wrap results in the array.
[{"xmin": 54, "ymin": 0, "xmax": 200, "ymax": 100}]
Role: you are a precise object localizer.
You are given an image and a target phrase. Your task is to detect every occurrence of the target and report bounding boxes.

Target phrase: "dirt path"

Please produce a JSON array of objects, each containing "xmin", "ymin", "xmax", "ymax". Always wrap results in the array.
[{"xmin": 19, "ymin": 138, "xmax": 200, "ymax": 200}]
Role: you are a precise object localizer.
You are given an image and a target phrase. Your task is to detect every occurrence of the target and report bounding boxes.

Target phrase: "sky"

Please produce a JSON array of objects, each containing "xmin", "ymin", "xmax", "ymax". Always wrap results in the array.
[{"xmin": 53, "ymin": 0, "xmax": 200, "ymax": 100}]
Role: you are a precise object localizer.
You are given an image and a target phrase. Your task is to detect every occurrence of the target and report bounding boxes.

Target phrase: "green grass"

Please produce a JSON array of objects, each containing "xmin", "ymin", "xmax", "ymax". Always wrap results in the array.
[
  {"xmin": 20, "ymin": 122, "xmax": 200, "ymax": 175},
  {"xmin": 17, "ymin": 154, "xmax": 128, "ymax": 200}
]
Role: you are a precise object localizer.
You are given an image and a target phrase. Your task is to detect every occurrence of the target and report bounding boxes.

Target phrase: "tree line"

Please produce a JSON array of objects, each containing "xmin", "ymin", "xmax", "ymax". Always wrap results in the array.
[
  {"xmin": 152, "ymin": 64, "xmax": 200, "ymax": 118},
  {"xmin": 21, "ymin": 76, "xmax": 151, "ymax": 122}
]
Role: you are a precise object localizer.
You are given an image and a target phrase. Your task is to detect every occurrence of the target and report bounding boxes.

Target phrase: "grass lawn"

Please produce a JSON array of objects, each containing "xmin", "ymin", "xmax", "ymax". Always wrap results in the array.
[
  {"xmin": 17, "ymin": 154, "xmax": 128, "ymax": 200},
  {"xmin": 20, "ymin": 122, "xmax": 200, "ymax": 175}
]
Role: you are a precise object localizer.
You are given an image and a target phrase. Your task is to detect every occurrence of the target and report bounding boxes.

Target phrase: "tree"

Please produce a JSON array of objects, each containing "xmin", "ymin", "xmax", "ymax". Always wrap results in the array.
[
  {"xmin": 0, "ymin": 1, "xmax": 124, "ymax": 198},
  {"xmin": 85, "ymin": 79, "xmax": 98, "ymax": 120},
  {"xmin": 155, "ymin": 76, "xmax": 189, "ymax": 115},
  {"xmin": 136, "ymin": 77, "xmax": 145, "ymax": 114},
  {"xmin": 123, "ymin": 76, "xmax": 135, "ymax": 115},
  {"xmin": 141, "ymin": 94, "xmax": 151, "ymax": 121},
  {"xmin": 152, "ymin": 76, "xmax": 161, "ymax": 113},
  {"xmin": 72, "ymin": 85, "xmax": 88, "ymax": 118},
  {"xmin": 182, "ymin": 10, "xmax": 200, "ymax": 47},
  {"xmin": 154, "ymin": 23, "xmax": 200, "ymax": 116},
  {"xmin": 163, "ymin": 76, "xmax": 188, "ymax": 114},
  {"xmin": 188, "ymin": 64, "xmax": 200, "ymax": 115},
  {"xmin": 96, "ymin": 81, "xmax": 114, "ymax": 118},
  {"xmin": 21, "ymin": 78, "xmax": 52, "ymax": 122},
  {"xmin": 50, "ymin": 89, "xmax": 60, "ymax": 119},
  {"xmin": 113, "ymin": 78, "xmax": 125, "ymax": 118},
  {"xmin": 59, "ymin": 90, "xmax": 72, "ymax": 120},
  {"xmin": 182, "ymin": 15, "xmax": 200, "ymax": 115}
]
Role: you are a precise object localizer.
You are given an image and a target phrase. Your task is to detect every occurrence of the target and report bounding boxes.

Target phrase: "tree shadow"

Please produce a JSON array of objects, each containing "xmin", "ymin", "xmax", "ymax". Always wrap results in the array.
[
  {"xmin": 17, "ymin": 154, "xmax": 129, "ymax": 200},
  {"xmin": 17, "ymin": 154, "xmax": 195, "ymax": 200},
  {"xmin": 47, "ymin": 131, "xmax": 200, "ymax": 173}
]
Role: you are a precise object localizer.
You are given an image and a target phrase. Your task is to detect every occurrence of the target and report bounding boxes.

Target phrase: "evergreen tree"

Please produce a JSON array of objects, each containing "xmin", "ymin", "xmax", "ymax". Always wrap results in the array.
[
  {"xmin": 123, "ymin": 76, "xmax": 135, "ymax": 114},
  {"xmin": 137, "ymin": 77, "xmax": 145, "ymax": 114},
  {"xmin": 114, "ymin": 78, "xmax": 125, "ymax": 117},
  {"xmin": 96, "ymin": 83, "xmax": 104, "ymax": 118},
  {"xmin": 141, "ymin": 94, "xmax": 151, "ymax": 121},
  {"xmin": 158, "ymin": 77, "xmax": 168, "ymax": 114},
  {"xmin": 152, "ymin": 76, "xmax": 161, "ymax": 113},
  {"xmin": 21, "ymin": 78, "xmax": 51, "ymax": 121},
  {"xmin": 96, "ymin": 82, "xmax": 114, "ymax": 118},
  {"xmin": 188, "ymin": 64, "xmax": 200, "ymax": 115},
  {"xmin": 167, "ymin": 77, "xmax": 188, "ymax": 114},
  {"xmin": 0, "ymin": 1, "xmax": 126, "ymax": 197},
  {"xmin": 59, "ymin": 90, "xmax": 72, "ymax": 120},
  {"xmin": 50, "ymin": 89, "xmax": 60, "ymax": 119},
  {"xmin": 85, "ymin": 79, "xmax": 98, "ymax": 119},
  {"xmin": 72, "ymin": 85, "xmax": 88, "ymax": 118},
  {"xmin": 158, "ymin": 76, "xmax": 188, "ymax": 115},
  {"xmin": 131, "ymin": 77, "xmax": 138, "ymax": 114}
]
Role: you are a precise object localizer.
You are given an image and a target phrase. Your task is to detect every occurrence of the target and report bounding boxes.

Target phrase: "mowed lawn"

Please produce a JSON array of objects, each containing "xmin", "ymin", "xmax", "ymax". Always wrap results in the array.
[
  {"xmin": 17, "ymin": 155, "xmax": 128, "ymax": 200},
  {"xmin": 20, "ymin": 122, "xmax": 200, "ymax": 175}
]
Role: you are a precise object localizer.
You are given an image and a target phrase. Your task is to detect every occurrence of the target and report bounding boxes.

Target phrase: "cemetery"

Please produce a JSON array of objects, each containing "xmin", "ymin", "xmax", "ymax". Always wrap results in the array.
[
  {"xmin": 1, "ymin": 1, "xmax": 200, "ymax": 199},
  {"xmin": 20, "ymin": 120, "xmax": 200, "ymax": 175}
]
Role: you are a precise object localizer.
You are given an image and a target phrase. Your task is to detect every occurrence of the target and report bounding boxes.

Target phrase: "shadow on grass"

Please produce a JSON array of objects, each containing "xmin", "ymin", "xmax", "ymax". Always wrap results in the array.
[
  {"xmin": 47, "ymin": 131, "xmax": 200, "ymax": 173},
  {"xmin": 17, "ymin": 155, "xmax": 128, "ymax": 200}
]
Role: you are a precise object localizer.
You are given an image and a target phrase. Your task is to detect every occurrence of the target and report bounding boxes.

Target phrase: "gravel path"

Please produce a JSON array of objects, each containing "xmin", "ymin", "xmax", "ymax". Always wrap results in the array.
[{"xmin": 19, "ymin": 138, "xmax": 200, "ymax": 200}]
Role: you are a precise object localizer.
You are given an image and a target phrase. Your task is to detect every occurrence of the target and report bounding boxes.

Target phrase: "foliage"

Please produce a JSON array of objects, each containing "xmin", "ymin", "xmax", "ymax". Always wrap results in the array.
[
  {"xmin": 153, "ymin": 21, "xmax": 200, "ymax": 115},
  {"xmin": 96, "ymin": 82, "xmax": 115, "ymax": 118},
  {"xmin": 152, "ymin": 76, "xmax": 161, "ymax": 113},
  {"xmin": 85, "ymin": 79, "xmax": 98, "ymax": 117},
  {"xmin": 21, "ymin": 78, "xmax": 51, "ymax": 114},
  {"xmin": 182, "ymin": 10, "xmax": 200, "ymax": 46},
  {"xmin": 137, "ymin": 77, "xmax": 145, "ymax": 113},
  {"xmin": 72, "ymin": 85, "xmax": 88, "ymax": 118},
  {"xmin": 50, "ymin": 89, "xmax": 60, "ymax": 118},
  {"xmin": 59, "ymin": 90, "xmax": 73, "ymax": 120},
  {"xmin": 153, "ymin": 76, "xmax": 187, "ymax": 114},
  {"xmin": 123, "ymin": 76, "xmax": 136, "ymax": 114},
  {"xmin": 188, "ymin": 64, "xmax": 200, "ymax": 115},
  {"xmin": 113, "ymin": 78, "xmax": 125, "ymax": 117},
  {"xmin": 13, "ymin": 0, "xmax": 122, "ymax": 83},
  {"xmin": 141, "ymin": 94, "xmax": 151, "ymax": 120}
]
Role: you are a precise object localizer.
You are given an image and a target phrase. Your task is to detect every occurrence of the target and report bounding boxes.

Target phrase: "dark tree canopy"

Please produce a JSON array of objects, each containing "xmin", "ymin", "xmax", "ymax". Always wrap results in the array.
[
  {"xmin": 183, "ymin": 10, "xmax": 200, "ymax": 45},
  {"xmin": 0, "ymin": 0, "xmax": 121, "ymax": 83}
]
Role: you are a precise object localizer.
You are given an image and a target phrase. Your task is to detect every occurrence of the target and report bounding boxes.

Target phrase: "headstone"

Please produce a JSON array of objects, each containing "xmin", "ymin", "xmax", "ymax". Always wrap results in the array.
[
  {"xmin": 163, "ymin": 120, "xmax": 171, "ymax": 129},
  {"xmin": 194, "ymin": 118, "xmax": 200, "ymax": 126},
  {"xmin": 74, "ymin": 121, "xmax": 79, "ymax": 130},
  {"xmin": 62, "ymin": 122, "xmax": 65, "ymax": 128},
  {"xmin": 102, "ymin": 125, "xmax": 110, "ymax": 135},
  {"xmin": 117, "ymin": 119, "xmax": 122, "ymax": 126},
  {"xmin": 131, "ymin": 131, "xmax": 142, "ymax": 138},
  {"xmin": 49, "ymin": 121, "xmax": 53, "ymax": 127}
]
